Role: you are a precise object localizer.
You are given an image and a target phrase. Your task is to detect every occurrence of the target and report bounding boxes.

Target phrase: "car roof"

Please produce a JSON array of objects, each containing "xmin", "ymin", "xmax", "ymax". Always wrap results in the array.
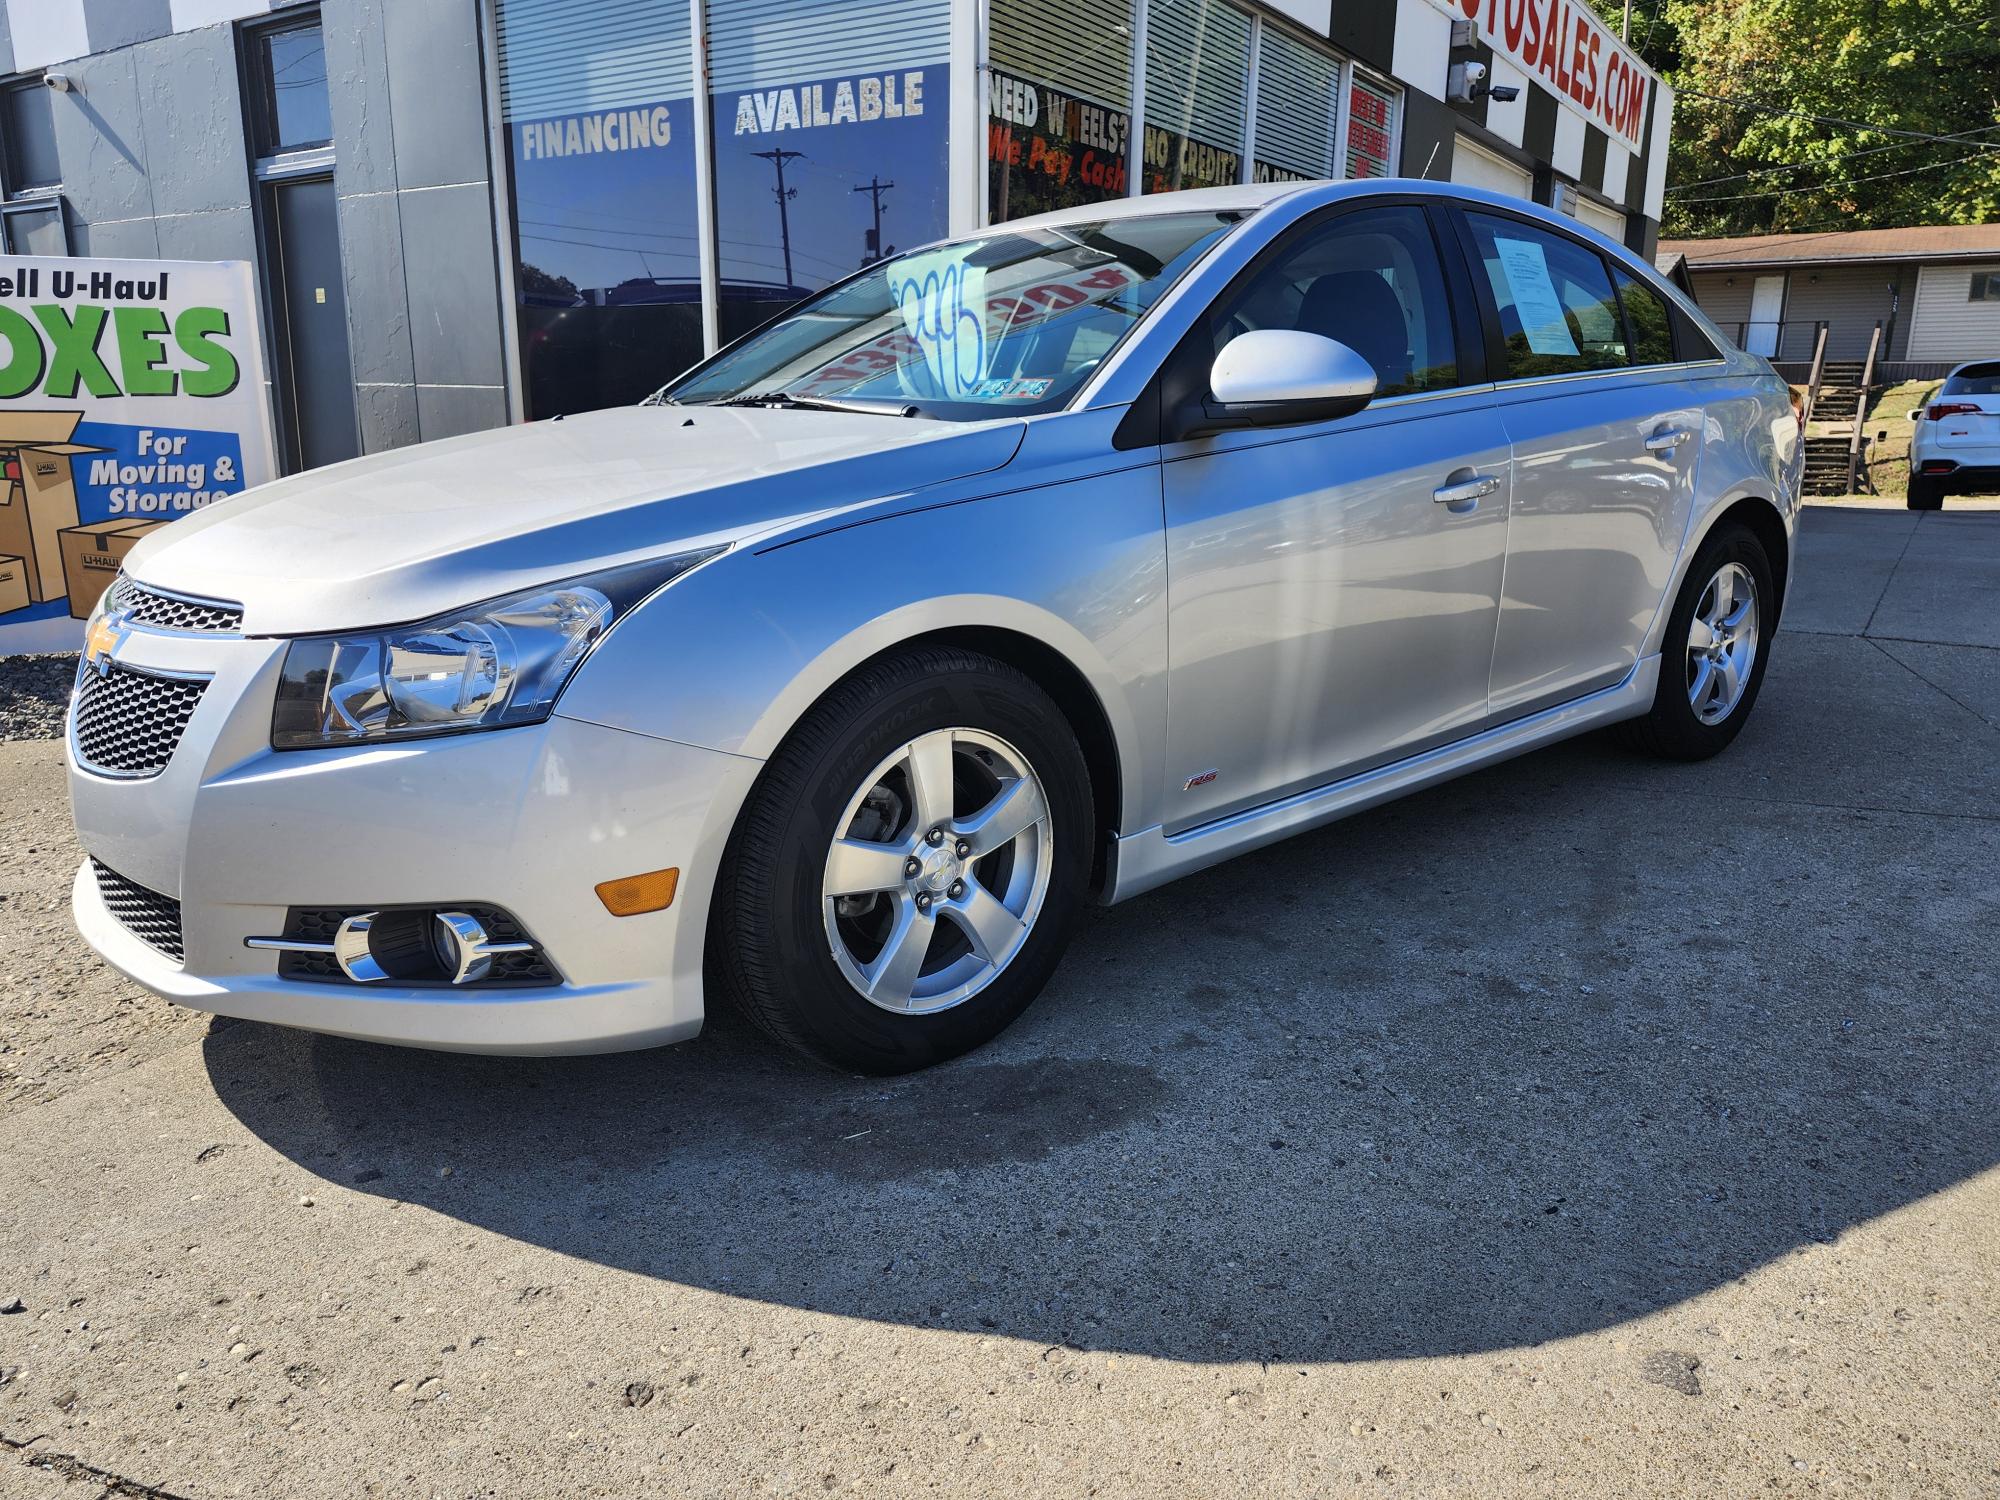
[{"xmin": 995, "ymin": 181, "xmax": 1310, "ymax": 232}]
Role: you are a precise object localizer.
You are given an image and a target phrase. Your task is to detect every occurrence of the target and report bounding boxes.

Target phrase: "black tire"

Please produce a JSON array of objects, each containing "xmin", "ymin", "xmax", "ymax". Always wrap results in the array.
[
  {"xmin": 709, "ymin": 646, "xmax": 1094, "ymax": 1073},
  {"xmin": 1907, "ymin": 476, "xmax": 1945, "ymax": 511},
  {"xmin": 1619, "ymin": 524, "xmax": 1776, "ymax": 761}
]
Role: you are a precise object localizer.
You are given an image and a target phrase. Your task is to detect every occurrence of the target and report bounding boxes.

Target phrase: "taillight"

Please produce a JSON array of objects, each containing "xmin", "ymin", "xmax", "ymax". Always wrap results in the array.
[{"xmin": 1927, "ymin": 402, "xmax": 1982, "ymax": 420}]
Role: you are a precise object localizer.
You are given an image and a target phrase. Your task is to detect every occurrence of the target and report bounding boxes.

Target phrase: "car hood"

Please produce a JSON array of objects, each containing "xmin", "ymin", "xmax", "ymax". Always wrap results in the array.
[{"xmin": 123, "ymin": 405, "xmax": 1026, "ymax": 634}]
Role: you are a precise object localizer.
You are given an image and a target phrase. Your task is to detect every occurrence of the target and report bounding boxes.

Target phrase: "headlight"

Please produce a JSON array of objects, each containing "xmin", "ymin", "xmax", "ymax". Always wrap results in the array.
[{"xmin": 270, "ymin": 550, "xmax": 720, "ymax": 749}]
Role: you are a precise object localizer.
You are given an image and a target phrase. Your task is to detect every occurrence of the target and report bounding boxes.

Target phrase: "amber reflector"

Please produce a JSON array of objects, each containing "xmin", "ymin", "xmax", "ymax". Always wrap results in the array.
[{"xmin": 595, "ymin": 867, "xmax": 679, "ymax": 916}]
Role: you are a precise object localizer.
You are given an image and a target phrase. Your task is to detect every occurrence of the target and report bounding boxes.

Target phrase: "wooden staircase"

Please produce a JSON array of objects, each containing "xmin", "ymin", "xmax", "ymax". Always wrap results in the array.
[{"xmin": 1799, "ymin": 328, "xmax": 1883, "ymax": 496}]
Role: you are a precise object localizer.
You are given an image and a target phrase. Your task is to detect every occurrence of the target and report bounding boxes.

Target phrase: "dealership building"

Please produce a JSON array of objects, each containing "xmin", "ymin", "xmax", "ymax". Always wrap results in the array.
[{"xmin": 0, "ymin": 0, "xmax": 1673, "ymax": 472}]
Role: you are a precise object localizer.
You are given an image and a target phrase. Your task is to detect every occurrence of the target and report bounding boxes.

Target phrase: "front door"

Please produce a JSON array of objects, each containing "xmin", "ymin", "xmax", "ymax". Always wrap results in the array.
[
  {"xmin": 1745, "ymin": 273, "xmax": 1785, "ymax": 357},
  {"xmin": 267, "ymin": 176, "xmax": 359, "ymax": 472},
  {"xmin": 1161, "ymin": 202, "xmax": 1510, "ymax": 829}
]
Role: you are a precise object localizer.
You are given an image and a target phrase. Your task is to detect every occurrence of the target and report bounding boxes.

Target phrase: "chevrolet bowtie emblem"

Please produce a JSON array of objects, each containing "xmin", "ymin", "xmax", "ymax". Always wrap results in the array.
[{"xmin": 83, "ymin": 611, "xmax": 130, "ymax": 677}]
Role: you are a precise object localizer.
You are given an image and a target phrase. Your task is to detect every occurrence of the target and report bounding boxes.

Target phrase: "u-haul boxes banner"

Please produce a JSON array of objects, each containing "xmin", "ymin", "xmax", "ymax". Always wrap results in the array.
[
  {"xmin": 0, "ymin": 255, "xmax": 275, "ymax": 654},
  {"xmin": 1443, "ymin": 0, "xmax": 1653, "ymax": 152}
]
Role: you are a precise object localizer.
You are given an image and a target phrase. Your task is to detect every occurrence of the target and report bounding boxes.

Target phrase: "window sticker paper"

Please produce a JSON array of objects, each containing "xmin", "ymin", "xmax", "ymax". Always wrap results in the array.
[{"xmin": 1492, "ymin": 236, "xmax": 1580, "ymax": 357}]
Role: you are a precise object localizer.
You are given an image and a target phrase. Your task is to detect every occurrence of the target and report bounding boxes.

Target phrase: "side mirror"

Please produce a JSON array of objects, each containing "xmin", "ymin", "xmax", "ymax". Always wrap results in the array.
[
  {"xmin": 1180, "ymin": 330, "xmax": 1379, "ymax": 439},
  {"xmin": 1908, "ymin": 408, "xmax": 1922, "ymax": 421}
]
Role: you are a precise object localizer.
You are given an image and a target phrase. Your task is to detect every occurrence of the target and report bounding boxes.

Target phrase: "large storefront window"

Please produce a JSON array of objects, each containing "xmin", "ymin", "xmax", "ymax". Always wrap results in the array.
[
  {"xmin": 707, "ymin": 0, "xmax": 953, "ymax": 343},
  {"xmin": 987, "ymin": 0, "xmax": 1137, "ymax": 222},
  {"xmin": 1142, "ymin": 0, "xmax": 1251, "ymax": 193},
  {"xmin": 495, "ymin": 1, "xmax": 701, "ymax": 417}
]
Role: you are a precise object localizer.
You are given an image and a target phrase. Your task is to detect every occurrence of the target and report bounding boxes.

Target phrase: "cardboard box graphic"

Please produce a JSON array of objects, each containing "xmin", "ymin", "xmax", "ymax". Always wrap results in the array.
[
  {"xmin": 0, "ymin": 410, "xmax": 107, "ymax": 608},
  {"xmin": 0, "ymin": 553, "xmax": 28, "ymax": 616},
  {"xmin": 60, "ymin": 519, "xmax": 166, "ymax": 619}
]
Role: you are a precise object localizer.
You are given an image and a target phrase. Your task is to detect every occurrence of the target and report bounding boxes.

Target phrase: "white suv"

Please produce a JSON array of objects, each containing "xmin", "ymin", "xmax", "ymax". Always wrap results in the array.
[{"xmin": 1909, "ymin": 360, "xmax": 2000, "ymax": 509}]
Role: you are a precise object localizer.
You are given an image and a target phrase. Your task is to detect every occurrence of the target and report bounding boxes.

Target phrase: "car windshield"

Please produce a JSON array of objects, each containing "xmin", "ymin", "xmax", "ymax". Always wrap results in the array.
[
  {"xmin": 663, "ymin": 212, "xmax": 1241, "ymax": 419},
  {"xmin": 1944, "ymin": 363, "xmax": 2000, "ymax": 396}
]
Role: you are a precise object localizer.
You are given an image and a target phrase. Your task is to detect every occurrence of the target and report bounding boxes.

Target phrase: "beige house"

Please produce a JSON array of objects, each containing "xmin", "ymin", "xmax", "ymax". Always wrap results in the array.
[{"xmin": 1658, "ymin": 224, "xmax": 2000, "ymax": 380}]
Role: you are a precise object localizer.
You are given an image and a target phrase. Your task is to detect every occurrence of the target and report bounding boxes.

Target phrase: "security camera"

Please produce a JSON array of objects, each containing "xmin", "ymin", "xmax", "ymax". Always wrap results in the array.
[
  {"xmin": 43, "ymin": 72, "xmax": 75, "ymax": 93},
  {"xmin": 1447, "ymin": 61, "xmax": 1488, "ymax": 104},
  {"xmin": 1488, "ymin": 84, "xmax": 1521, "ymax": 102}
]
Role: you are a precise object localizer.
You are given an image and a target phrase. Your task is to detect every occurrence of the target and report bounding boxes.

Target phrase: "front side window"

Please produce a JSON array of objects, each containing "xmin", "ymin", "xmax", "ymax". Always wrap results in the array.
[
  {"xmin": 1466, "ymin": 212, "xmax": 1627, "ymax": 378},
  {"xmin": 667, "ymin": 211, "xmax": 1237, "ymax": 417},
  {"xmin": 1205, "ymin": 203, "xmax": 1461, "ymax": 397}
]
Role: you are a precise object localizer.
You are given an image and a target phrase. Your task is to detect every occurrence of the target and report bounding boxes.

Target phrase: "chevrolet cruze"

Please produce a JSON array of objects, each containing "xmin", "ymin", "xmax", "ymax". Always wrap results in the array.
[{"xmin": 67, "ymin": 180, "xmax": 1802, "ymax": 1072}]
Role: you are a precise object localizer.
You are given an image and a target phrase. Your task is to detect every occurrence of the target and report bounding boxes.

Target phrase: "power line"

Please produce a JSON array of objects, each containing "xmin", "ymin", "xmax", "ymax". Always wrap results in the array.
[
  {"xmin": 1675, "ymin": 86, "xmax": 2000, "ymax": 147},
  {"xmin": 1673, "ymin": 124, "xmax": 2000, "ymax": 190},
  {"xmin": 1671, "ymin": 147, "xmax": 1998, "ymax": 205}
]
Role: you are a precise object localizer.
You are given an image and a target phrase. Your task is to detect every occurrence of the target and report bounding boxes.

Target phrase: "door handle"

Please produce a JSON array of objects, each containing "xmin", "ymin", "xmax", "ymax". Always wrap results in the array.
[
  {"xmin": 1646, "ymin": 427, "xmax": 1694, "ymax": 452},
  {"xmin": 1433, "ymin": 472, "xmax": 1500, "ymax": 512}
]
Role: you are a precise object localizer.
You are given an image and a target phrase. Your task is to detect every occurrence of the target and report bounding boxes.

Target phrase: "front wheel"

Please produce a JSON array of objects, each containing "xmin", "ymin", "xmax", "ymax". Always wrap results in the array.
[
  {"xmin": 1620, "ymin": 525, "xmax": 1775, "ymax": 761},
  {"xmin": 710, "ymin": 647, "xmax": 1094, "ymax": 1073}
]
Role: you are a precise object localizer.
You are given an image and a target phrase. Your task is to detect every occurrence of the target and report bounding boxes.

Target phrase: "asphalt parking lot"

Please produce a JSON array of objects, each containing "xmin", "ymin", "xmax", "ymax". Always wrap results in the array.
[{"xmin": 2, "ymin": 504, "xmax": 1997, "ymax": 1498}]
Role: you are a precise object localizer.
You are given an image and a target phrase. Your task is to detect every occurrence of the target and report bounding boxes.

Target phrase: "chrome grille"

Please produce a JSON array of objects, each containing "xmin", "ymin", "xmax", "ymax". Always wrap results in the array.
[
  {"xmin": 91, "ymin": 859, "xmax": 185, "ymax": 963},
  {"xmin": 105, "ymin": 575, "xmax": 244, "ymax": 634},
  {"xmin": 70, "ymin": 661, "xmax": 209, "ymax": 778}
]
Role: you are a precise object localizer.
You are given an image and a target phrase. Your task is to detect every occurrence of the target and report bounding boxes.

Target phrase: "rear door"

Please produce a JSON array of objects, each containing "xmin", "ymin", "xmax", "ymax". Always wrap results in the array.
[
  {"xmin": 1159, "ymin": 200, "xmax": 1511, "ymax": 828},
  {"xmin": 1453, "ymin": 208, "xmax": 1706, "ymax": 719}
]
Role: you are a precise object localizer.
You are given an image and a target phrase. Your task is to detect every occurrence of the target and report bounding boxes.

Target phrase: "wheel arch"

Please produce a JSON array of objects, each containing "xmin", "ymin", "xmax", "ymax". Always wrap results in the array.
[
  {"xmin": 733, "ymin": 619, "xmax": 1130, "ymax": 896},
  {"xmin": 1705, "ymin": 493, "xmax": 1793, "ymax": 628}
]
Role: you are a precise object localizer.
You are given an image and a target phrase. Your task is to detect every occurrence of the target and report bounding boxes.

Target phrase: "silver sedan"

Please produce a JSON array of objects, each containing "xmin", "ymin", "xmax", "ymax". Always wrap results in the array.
[{"xmin": 67, "ymin": 180, "xmax": 1802, "ymax": 1072}]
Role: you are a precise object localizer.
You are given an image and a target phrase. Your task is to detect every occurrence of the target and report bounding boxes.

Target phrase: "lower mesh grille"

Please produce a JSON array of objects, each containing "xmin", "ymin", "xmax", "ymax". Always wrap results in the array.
[
  {"xmin": 91, "ymin": 859, "xmax": 185, "ymax": 963},
  {"xmin": 277, "ymin": 905, "xmax": 559, "ymax": 987}
]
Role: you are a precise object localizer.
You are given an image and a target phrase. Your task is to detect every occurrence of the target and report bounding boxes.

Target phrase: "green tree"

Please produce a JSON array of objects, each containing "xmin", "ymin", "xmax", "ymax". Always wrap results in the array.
[{"xmin": 1610, "ymin": 0, "xmax": 2000, "ymax": 236}]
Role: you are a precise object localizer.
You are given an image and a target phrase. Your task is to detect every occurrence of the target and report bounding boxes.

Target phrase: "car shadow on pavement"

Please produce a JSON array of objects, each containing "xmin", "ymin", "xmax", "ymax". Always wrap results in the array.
[{"xmin": 202, "ymin": 693, "xmax": 2000, "ymax": 1365}]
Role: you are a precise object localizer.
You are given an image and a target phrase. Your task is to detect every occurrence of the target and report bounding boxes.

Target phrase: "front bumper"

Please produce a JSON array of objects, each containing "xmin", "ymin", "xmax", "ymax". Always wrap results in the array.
[{"xmin": 67, "ymin": 628, "xmax": 761, "ymax": 1054}]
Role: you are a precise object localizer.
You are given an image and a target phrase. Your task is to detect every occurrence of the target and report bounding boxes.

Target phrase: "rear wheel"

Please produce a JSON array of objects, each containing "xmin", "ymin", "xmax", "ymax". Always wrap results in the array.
[
  {"xmin": 1620, "ymin": 525, "xmax": 1775, "ymax": 761},
  {"xmin": 1907, "ymin": 475, "xmax": 1945, "ymax": 510},
  {"xmin": 710, "ymin": 647, "xmax": 1093, "ymax": 1073}
]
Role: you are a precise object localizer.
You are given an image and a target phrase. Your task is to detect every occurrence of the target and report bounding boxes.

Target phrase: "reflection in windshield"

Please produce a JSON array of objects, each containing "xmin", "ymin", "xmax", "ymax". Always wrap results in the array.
[{"xmin": 667, "ymin": 212, "xmax": 1239, "ymax": 419}]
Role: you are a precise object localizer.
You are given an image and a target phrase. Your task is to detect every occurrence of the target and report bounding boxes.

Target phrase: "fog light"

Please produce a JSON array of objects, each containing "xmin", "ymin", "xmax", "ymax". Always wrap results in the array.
[
  {"xmin": 248, "ymin": 907, "xmax": 538, "ymax": 984},
  {"xmin": 595, "ymin": 868, "xmax": 679, "ymax": 916}
]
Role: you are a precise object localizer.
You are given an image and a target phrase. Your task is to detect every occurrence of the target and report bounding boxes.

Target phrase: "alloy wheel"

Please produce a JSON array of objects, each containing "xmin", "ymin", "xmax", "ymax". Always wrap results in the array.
[
  {"xmin": 1686, "ymin": 561, "xmax": 1760, "ymax": 726},
  {"xmin": 820, "ymin": 727, "xmax": 1054, "ymax": 1015}
]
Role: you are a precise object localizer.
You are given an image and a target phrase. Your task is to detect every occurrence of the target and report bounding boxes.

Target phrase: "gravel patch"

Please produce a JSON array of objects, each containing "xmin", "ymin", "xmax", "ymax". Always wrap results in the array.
[{"xmin": 0, "ymin": 654, "xmax": 76, "ymax": 742}]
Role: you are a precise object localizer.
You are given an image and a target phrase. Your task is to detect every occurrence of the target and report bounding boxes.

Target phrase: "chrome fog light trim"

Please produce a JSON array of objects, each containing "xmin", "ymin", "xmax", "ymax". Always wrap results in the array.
[{"xmin": 246, "ymin": 910, "xmax": 535, "ymax": 985}]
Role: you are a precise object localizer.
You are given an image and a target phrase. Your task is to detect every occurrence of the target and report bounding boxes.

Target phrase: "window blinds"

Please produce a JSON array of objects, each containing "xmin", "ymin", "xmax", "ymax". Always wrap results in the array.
[
  {"xmin": 704, "ymin": 0, "xmax": 951, "ymax": 93},
  {"xmin": 990, "ymin": 0, "xmax": 1137, "ymax": 108},
  {"xmin": 1253, "ymin": 24, "xmax": 1339, "ymax": 178},
  {"xmin": 1144, "ymin": 0, "xmax": 1252, "ymax": 152},
  {"xmin": 496, "ymin": 0, "xmax": 693, "ymax": 120}
]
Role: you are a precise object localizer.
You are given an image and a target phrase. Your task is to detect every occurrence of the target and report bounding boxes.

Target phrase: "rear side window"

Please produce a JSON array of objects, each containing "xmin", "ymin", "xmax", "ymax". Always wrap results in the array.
[
  {"xmin": 1465, "ymin": 212, "xmax": 1627, "ymax": 378},
  {"xmin": 1944, "ymin": 362, "xmax": 2000, "ymax": 395},
  {"xmin": 1612, "ymin": 266, "xmax": 1676, "ymax": 366}
]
